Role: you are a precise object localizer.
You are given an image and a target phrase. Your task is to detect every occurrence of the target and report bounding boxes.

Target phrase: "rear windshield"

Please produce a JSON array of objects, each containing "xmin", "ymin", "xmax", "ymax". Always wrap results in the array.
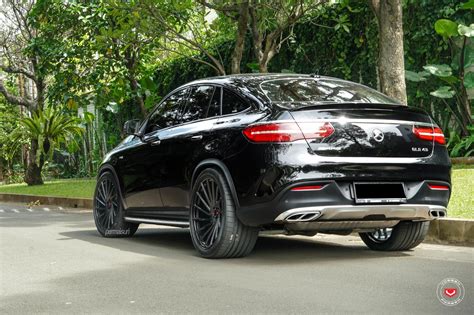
[{"xmin": 260, "ymin": 78, "xmax": 399, "ymax": 105}]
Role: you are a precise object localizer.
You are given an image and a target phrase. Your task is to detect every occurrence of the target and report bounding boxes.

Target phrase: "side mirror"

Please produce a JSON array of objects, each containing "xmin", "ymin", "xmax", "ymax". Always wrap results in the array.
[{"xmin": 123, "ymin": 119, "xmax": 140, "ymax": 136}]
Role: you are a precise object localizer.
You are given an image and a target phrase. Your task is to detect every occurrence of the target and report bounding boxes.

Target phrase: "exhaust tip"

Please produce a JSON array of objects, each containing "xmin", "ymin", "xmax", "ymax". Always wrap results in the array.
[
  {"xmin": 286, "ymin": 211, "xmax": 321, "ymax": 222},
  {"xmin": 429, "ymin": 210, "xmax": 447, "ymax": 218}
]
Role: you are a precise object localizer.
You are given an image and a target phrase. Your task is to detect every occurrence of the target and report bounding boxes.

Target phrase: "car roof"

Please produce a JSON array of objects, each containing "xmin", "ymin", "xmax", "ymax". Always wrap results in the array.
[
  {"xmin": 185, "ymin": 73, "xmax": 333, "ymax": 86},
  {"xmin": 182, "ymin": 73, "xmax": 341, "ymax": 106}
]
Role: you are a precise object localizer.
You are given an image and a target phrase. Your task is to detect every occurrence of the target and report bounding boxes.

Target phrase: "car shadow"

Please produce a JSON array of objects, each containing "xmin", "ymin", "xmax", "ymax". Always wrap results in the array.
[{"xmin": 60, "ymin": 226, "xmax": 411, "ymax": 264}]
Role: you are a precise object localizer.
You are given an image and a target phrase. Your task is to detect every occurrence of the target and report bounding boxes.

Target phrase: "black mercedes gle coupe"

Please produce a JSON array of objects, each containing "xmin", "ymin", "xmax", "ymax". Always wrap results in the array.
[{"xmin": 93, "ymin": 74, "xmax": 451, "ymax": 258}]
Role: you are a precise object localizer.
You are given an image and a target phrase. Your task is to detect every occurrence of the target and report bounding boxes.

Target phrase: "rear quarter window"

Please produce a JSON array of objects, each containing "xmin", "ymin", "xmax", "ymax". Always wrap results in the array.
[{"xmin": 222, "ymin": 89, "xmax": 250, "ymax": 115}]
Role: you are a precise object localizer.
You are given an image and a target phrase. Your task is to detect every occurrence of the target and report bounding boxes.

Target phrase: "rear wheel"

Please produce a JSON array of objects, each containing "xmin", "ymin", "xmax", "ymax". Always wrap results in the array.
[
  {"xmin": 94, "ymin": 172, "xmax": 138, "ymax": 238},
  {"xmin": 189, "ymin": 168, "xmax": 258, "ymax": 258},
  {"xmin": 359, "ymin": 221, "xmax": 430, "ymax": 251}
]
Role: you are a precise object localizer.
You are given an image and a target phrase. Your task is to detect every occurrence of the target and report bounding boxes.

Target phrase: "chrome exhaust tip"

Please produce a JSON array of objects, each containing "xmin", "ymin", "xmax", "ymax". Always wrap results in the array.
[
  {"xmin": 285, "ymin": 211, "xmax": 322, "ymax": 222},
  {"xmin": 429, "ymin": 209, "xmax": 446, "ymax": 218}
]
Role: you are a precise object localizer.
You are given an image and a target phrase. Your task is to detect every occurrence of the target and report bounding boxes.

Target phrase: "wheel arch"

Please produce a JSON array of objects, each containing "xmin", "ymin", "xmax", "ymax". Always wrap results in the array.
[
  {"xmin": 191, "ymin": 159, "xmax": 240, "ymax": 209},
  {"xmin": 97, "ymin": 164, "xmax": 128, "ymax": 209}
]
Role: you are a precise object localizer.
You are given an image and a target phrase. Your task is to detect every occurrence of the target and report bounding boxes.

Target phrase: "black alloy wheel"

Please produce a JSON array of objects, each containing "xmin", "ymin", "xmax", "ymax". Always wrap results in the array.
[
  {"xmin": 189, "ymin": 168, "xmax": 258, "ymax": 258},
  {"xmin": 191, "ymin": 176, "xmax": 224, "ymax": 249},
  {"xmin": 93, "ymin": 172, "xmax": 138, "ymax": 238}
]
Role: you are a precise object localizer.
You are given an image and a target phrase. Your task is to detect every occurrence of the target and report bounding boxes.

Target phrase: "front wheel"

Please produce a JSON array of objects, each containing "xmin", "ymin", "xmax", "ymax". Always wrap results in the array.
[
  {"xmin": 93, "ymin": 171, "xmax": 139, "ymax": 238},
  {"xmin": 189, "ymin": 168, "xmax": 258, "ymax": 258},
  {"xmin": 359, "ymin": 221, "xmax": 430, "ymax": 251}
]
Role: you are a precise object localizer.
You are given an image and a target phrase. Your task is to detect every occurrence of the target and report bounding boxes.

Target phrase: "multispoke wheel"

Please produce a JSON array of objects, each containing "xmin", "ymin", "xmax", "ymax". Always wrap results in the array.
[
  {"xmin": 189, "ymin": 168, "xmax": 259, "ymax": 258},
  {"xmin": 95, "ymin": 176, "xmax": 119, "ymax": 230},
  {"xmin": 93, "ymin": 171, "xmax": 139, "ymax": 238},
  {"xmin": 191, "ymin": 178, "xmax": 223, "ymax": 249}
]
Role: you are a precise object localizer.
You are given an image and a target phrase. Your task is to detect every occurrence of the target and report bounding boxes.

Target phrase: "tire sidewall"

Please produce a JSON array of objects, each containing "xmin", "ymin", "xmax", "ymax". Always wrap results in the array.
[
  {"xmin": 360, "ymin": 221, "xmax": 429, "ymax": 251},
  {"xmin": 189, "ymin": 168, "xmax": 231, "ymax": 257}
]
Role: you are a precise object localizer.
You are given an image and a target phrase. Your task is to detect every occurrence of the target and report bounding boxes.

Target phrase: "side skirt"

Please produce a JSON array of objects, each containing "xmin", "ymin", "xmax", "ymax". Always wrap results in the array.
[{"xmin": 124, "ymin": 216, "xmax": 189, "ymax": 228}]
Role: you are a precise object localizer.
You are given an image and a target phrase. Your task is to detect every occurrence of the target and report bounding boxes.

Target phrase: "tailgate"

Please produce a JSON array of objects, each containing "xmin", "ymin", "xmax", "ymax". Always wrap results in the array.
[{"xmin": 290, "ymin": 105, "xmax": 435, "ymax": 158}]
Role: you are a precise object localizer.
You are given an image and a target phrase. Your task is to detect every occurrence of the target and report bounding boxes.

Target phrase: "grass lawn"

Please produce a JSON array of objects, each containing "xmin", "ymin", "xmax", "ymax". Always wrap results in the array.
[
  {"xmin": 0, "ymin": 179, "xmax": 96, "ymax": 199},
  {"xmin": 0, "ymin": 168, "xmax": 472, "ymax": 218},
  {"xmin": 448, "ymin": 167, "xmax": 474, "ymax": 219}
]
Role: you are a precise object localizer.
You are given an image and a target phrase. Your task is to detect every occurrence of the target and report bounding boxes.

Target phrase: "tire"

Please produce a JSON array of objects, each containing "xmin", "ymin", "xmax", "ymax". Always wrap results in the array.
[
  {"xmin": 359, "ymin": 221, "xmax": 430, "ymax": 251},
  {"xmin": 93, "ymin": 171, "xmax": 139, "ymax": 238},
  {"xmin": 189, "ymin": 168, "xmax": 258, "ymax": 258}
]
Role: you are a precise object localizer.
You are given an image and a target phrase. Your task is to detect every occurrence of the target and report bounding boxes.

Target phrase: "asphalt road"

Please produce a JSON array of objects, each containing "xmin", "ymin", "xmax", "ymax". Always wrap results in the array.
[{"xmin": 0, "ymin": 202, "xmax": 472, "ymax": 314}]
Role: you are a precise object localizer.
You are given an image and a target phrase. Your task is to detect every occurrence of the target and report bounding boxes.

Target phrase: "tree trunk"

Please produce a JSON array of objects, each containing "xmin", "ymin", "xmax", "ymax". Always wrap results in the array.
[
  {"xmin": 370, "ymin": 0, "xmax": 407, "ymax": 105},
  {"xmin": 130, "ymin": 77, "xmax": 147, "ymax": 118},
  {"xmin": 24, "ymin": 139, "xmax": 43, "ymax": 186},
  {"xmin": 231, "ymin": 2, "xmax": 249, "ymax": 74}
]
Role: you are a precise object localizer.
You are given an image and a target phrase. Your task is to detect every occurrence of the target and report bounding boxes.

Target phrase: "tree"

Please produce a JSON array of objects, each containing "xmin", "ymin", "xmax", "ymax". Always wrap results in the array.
[
  {"xmin": 9, "ymin": 108, "xmax": 84, "ymax": 177},
  {"xmin": 143, "ymin": 0, "xmax": 230, "ymax": 75},
  {"xmin": 198, "ymin": 0, "xmax": 250, "ymax": 74},
  {"xmin": 32, "ymin": 0, "xmax": 163, "ymax": 118},
  {"xmin": 0, "ymin": 95, "xmax": 21, "ymax": 182},
  {"xmin": 369, "ymin": 0, "xmax": 407, "ymax": 104},
  {"xmin": 200, "ymin": 0, "xmax": 327, "ymax": 74},
  {"xmin": 0, "ymin": 0, "xmax": 48, "ymax": 185},
  {"xmin": 249, "ymin": 0, "xmax": 327, "ymax": 73}
]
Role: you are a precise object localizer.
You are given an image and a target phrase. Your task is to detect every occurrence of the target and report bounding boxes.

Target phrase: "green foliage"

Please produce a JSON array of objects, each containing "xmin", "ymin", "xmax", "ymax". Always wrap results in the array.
[
  {"xmin": 434, "ymin": 19, "xmax": 459, "ymax": 38},
  {"xmin": 9, "ymin": 108, "xmax": 84, "ymax": 165},
  {"xmin": 461, "ymin": 0, "xmax": 474, "ymax": 9},
  {"xmin": 447, "ymin": 129, "xmax": 474, "ymax": 157},
  {"xmin": 423, "ymin": 64, "xmax": 453, "ymax": 77},
  {"xmin": 430, "ymin": 86, "xmax": 455, "ymax": 98},
  {"xmin": 405, "ymin": 2, "xmax": 473, "ymax": 147},
  {"xmin": 405, "ymin": 70, "xmax": 428, "ymax": 82},
  {"xmin": 458, "ymin": 23, "xmax": 474, "ymax": 37}
]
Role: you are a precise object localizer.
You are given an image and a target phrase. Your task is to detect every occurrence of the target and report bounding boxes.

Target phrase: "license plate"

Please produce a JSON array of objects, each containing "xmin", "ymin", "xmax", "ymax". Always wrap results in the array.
[{"xmin": 353, "ymin": 182, "xmax": 407, "ymax": 204}]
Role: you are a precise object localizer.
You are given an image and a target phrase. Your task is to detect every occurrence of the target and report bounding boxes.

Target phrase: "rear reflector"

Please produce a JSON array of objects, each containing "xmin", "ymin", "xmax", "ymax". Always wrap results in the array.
[
  {"xmin": 428, "ymin": 184, "xmax": 449, "ymax": 191},
  {"xmin": 413, "ymin": 126, "xmax": 445, "ymax": 145},
  {"xmin": 291, "ymin": 185, "xmax": 325, "ymax": 191},
  {"xmin": 243, "ymin": 122, "xmax": 334, "ymax": 143}
]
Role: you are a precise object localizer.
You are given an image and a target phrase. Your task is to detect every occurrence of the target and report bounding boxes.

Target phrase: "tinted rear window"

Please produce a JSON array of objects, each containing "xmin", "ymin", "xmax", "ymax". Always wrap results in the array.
[
  {"xmin": 222, "ymin": 89, "xmax": 249, "ymax": 115},
  {"xmin": 260, "ymin": 78, "xmax": 399, "ymax": 105}
]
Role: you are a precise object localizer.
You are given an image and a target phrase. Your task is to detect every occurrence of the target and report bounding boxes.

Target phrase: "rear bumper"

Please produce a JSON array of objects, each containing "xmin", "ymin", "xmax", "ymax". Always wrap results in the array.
[
  {"xmin": 274, "ymin": 204, "xmax": 447, "ymax": 222},
  {"xmin": 237, "ymin": 180, "xmax": 450, "ymax": 227}
]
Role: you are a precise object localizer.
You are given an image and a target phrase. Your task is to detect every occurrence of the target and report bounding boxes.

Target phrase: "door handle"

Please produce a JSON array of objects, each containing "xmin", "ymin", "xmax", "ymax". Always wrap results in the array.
[
  {"xmin": 190, "ymin": 135, "xmax": 203, "ymax": 141},
  {"xmin": 143, "ymin": 134, "xmax": 161, "ymax": 146}
]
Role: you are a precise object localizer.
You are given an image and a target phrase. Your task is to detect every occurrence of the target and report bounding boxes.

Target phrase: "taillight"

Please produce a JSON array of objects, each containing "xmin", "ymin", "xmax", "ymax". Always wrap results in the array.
[
  {"xmin": 243, "ymin": 122, "xmax": 334, "ymax": 143},
  {"xmin": 413, "ymin": 126, "xmax": 445, "ymax": 145},
  {"xmin": 291, "ymin": 185, "xmax": 326, "ymax": 191},
  {"xmin": 428, "ymin": 184, "xmax": 449, "ymax": 191}
]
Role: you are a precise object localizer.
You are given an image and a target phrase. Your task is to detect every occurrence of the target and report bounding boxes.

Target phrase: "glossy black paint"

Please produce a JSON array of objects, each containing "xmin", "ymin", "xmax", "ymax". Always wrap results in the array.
[{"xmin": 98, "ymin": 74, "xmax": 451, "ymax": 226}]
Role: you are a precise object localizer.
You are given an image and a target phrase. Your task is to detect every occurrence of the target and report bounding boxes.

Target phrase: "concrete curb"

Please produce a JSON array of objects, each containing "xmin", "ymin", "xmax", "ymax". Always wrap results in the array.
[
  {"xmin": 426, "ymin": 218, "xmax": 474, "ymax": 246},
  {"xmin": 0, "ymin": 192, "xmax": 472, "ymax": 246},
  {"xmin": 0, "ymin": 193, "xmax": 92, "ymax": 209}
]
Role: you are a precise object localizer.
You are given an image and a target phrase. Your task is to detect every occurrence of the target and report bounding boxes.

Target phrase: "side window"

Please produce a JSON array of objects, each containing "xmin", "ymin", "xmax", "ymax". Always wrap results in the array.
[
  {"xmin": 145, "ymin": 88, "xmax": 188, "ymax": 134},
  {"xmin": 181, "ymin": 85, "xmax": 215, "ymax": 123},
  {"xmin": 222, "ymin": 89, "xmax": 250, "ymax": 115},
  {"xmin": 207, "ymin": 87, "xmax": 221, "ymax": 117}
]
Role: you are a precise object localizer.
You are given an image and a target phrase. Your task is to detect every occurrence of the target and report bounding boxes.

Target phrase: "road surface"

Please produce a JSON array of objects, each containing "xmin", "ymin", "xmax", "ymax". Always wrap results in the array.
[{"xmin": 0, "ymin": 202, "xmax": 472, "ymax": 314}]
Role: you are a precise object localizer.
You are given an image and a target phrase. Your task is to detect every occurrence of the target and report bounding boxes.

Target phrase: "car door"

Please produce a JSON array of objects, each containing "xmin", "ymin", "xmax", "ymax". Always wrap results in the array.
[
  {"xmin": 158, "ymin": 85, "xmax": 220, "ymax": 214},
  {"xmin": 117, "ymin": 88, "xmax": 189, "ymax": 215}
]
